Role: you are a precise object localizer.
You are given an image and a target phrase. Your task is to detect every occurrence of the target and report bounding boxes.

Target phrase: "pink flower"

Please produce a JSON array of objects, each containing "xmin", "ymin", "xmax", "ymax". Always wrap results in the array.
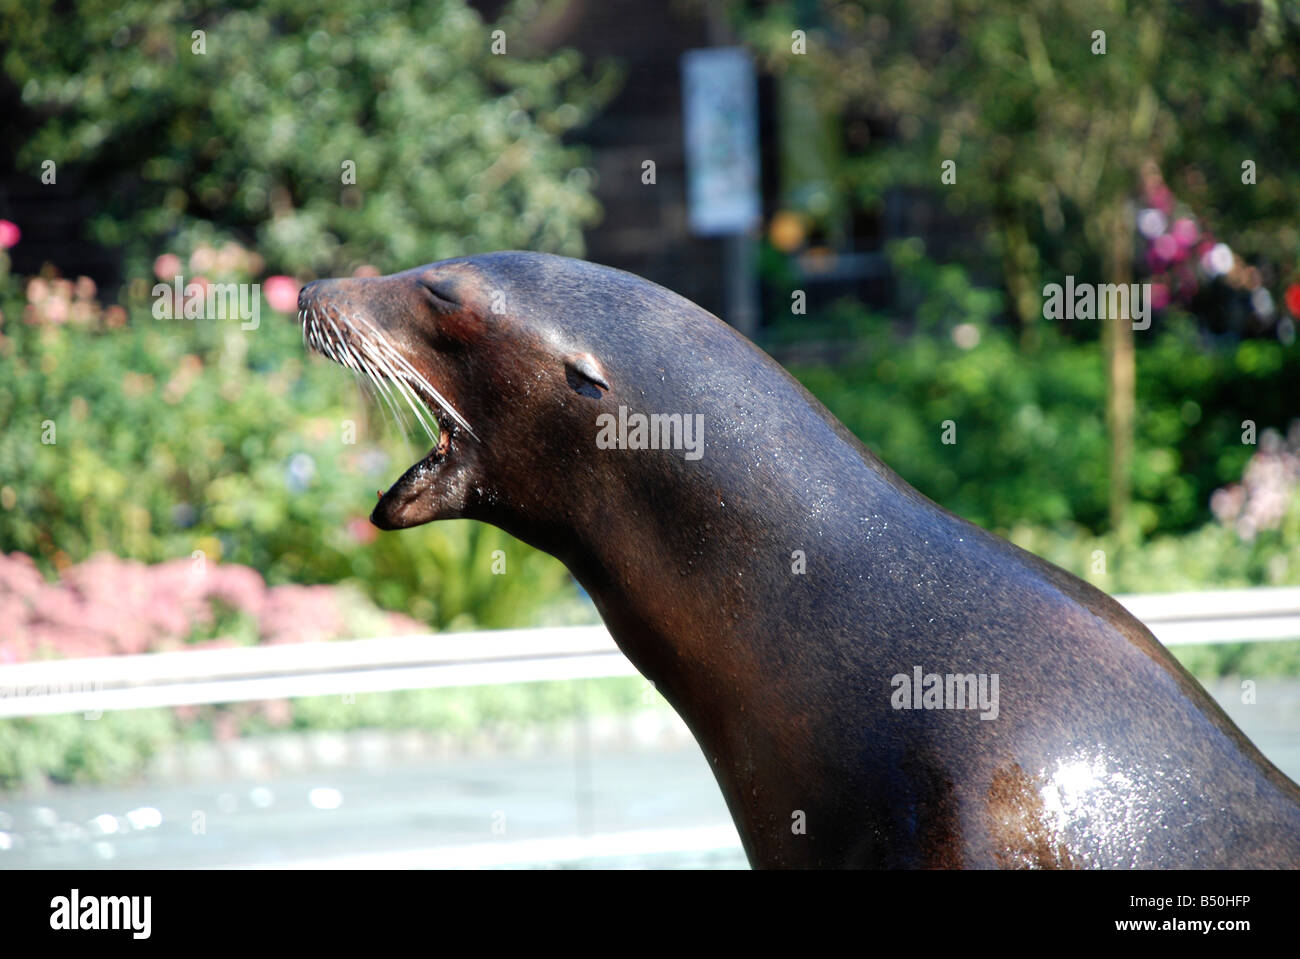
[
  {"xmin": 388, "ymin": 612, "xmax": 428, "ymax": 634},
  {"xmin": 261, "ymin": 698, "xmax": 293, "ymax": 727},
  {"xmin": 0, "ymin": 551, "xmax": 424, "ymax": 665},
  {"xmin": 1144, "ymin": 183, "xmax": 1174, "ymax": 215},
  {"xmin": 154, "ymin": 253, "xmax": 182, "ymax": 281},
  {"xmin": 347, "ymin": 517, "xmax": 377, "ymax": 544},
  {"xmin": 212, "ymin": 711, "xmax": 241, "ymax": 742},
  {"xmin": 1170, "ymin": 218, "xmax": 1199, "ymax": 248},
  {"xmin": 0, "ymin": 220, "xmax": 20, "ymax": 249},
  {"xmin": 1150, "ymin": 283, "xmax": 1170, "ymax": 310},
  {"xmin": 263, "ymin": 275, "xmax": 299, "ymax": 313},
  {"xmin": 1153, "ymin": 234, "xmax": 1181, "ymax": 263}
]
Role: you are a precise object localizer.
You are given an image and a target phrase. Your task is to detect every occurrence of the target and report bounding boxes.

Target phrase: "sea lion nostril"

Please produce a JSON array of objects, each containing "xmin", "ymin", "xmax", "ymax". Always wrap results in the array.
[{"xmin": 297, "ymin": 280, "xmax": 322, "ymax": 312}]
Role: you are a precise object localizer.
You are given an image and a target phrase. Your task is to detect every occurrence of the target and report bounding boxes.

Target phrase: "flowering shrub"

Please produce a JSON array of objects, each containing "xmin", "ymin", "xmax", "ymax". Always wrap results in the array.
[
  {"xmin": 0, "ymin": 547, "xmax": 635, "ymax": 791},
  {"xmin": 0, "ymin": 551, "xmax": 435, "ymax": 788},
  {"xmin": 1136, "ymin": 162, "xmax": 1300, "ymax": 338},
  {"xmin": 0, "ymin": 551, "xmax": 425, "ymax": 665},
  {"xmin": 1212, "ymin": 425, "xmax": 1300, "ymax": 543}
]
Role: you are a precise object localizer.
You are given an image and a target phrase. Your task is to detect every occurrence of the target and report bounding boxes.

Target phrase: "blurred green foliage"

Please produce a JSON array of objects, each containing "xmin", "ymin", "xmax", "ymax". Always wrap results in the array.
[
  {"xmin": 0, "ymin": 708, "xmax": 180, "ymax": 789},
  {"xmin": 778, "ymin": 244, "xmax": 1300, "ymax": 536},
  {"xmin": 289, "ymin": 676, "xmax": 649, "ymax": 734},
  {"xmin": 1171, "ymin": 641, "xmax": 1300, "ymax": 680},
  {"xmin": 1008, "ymin": 513, "xmax": 1300, "ymax": 597},
  {"xmin": 1, "ymin": 0, "xmax": 619, "ymax": 279},
  {"xmin": 0, "ymin": 677, "xmax": 655, "ymax": 788}
]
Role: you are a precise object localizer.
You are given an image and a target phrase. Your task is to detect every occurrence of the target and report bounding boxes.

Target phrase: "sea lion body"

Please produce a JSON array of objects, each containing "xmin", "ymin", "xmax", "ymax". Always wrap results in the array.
[{"xmin": 299, "ymin": 252, "xmax": 1300, "ymax": 868}]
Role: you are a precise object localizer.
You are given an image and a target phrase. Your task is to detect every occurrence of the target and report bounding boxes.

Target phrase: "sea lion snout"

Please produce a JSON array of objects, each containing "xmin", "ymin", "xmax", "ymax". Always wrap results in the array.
[
  {"xmin": 298, "ymin": 270, "xmax": 490, "ymax": 531},
  {"xmin": 296, "ymin": 278, "xmax": 325, "ymax": 310},
  {"xmin": 298, "ymin": 275, "xmax": 423, "ymax": 336}
]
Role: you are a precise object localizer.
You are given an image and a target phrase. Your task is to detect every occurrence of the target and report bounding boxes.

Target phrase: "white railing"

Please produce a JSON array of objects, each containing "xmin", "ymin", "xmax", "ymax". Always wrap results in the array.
[
  {"xmin": 2, "ymin": 587, "xmax": 1298, "ymax": 718},
  {"xmin": 1114, "ymin": 587, "xmax": 1300, "ymax": 645},
  {"xmin": 0, "ymin": 626, "xmax": 635, "ymax": 718}
]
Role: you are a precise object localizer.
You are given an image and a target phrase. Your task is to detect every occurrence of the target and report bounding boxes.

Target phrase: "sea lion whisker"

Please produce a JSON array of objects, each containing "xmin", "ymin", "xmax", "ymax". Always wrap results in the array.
[
  {"xmin": 352, "ymin": 351, "xmax": 408, "ymax": 435},
  {"xmin": 313, "ymin": 311, "xmax": 343, "ymax": 366},
  {"xmin": 347, "ymin": 312, "xmax": 479, "ymax": 441},
  {"xmin": 353, "ymin": 335, "xmax": 424, "ymax": 435},
  {"xmin": 313, "ymin": 310, "xmax": 334, "ymax": 363},
  {"xmin": 323, "ymin": 314, "xmax": 364, "ymax": 375},
  {"xmin": 353, "ymin": 356, "xmax": 416, "ymax": 452},
  {"xmin": 398, "ymin": 364, "xmax": 444, "ymax": 441},
  {"xmin": 388, "ymin": 369, "xmax": 442, "ymax": 448},
  {"xmin": 307, "ymin": 307, "xmax": 423, "ymax": 446},
  {"xmin": 331, "ymin": 319, "xmax": 438, "ymax": 447},
  {"xmin": 344, "ymin": 346, "xmax": 380, "ymax": 400},
  {"xmin": 352, "ymin": 331, "xmax": 441, "ymax": 447},
  {"xmin": 312, "ymin": 305, "xmax": 456, "ymax": 444}
]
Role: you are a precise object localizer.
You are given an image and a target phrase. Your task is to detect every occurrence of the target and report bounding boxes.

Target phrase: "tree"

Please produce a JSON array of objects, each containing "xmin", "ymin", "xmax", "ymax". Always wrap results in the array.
[{"xmin": 1, "ymin": 0, "xmax": 619, "ymax": 280}]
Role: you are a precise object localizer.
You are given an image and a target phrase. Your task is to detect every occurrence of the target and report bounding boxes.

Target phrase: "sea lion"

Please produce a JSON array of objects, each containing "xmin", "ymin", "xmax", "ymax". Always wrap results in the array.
[{"xmin": 298, "ymin": 251, "xmax": 1300, "ymax": 868}]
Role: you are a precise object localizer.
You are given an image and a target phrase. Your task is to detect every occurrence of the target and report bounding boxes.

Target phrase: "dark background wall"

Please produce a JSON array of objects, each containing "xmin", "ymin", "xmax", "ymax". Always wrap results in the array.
[
  {"xmin": 0, "ymin": 68, "xmax": 124, "ymax": 289},
  {"xmin": 473, "ymin": 0, "xmax": 749, "ymax": 316}
]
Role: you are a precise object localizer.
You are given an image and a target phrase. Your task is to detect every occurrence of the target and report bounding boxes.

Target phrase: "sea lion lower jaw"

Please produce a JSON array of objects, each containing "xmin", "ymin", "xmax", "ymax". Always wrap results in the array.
[
  {"xmin": 299, "ymin": 251, "xmax": 1300, "ymax": 869},
  {"xmin": 370, "ymin": 448, "xmax": 442, "ymax": 531},
  {"xmin": 370, "ymin": 418, "xmax": 468, "ymax": 531}
]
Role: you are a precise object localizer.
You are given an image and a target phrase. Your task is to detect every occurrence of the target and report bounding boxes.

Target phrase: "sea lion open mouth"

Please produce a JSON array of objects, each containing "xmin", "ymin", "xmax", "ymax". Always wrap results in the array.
[{"xmin": 297, "ymin": 294, "xmax": 475, "ymax": 529}]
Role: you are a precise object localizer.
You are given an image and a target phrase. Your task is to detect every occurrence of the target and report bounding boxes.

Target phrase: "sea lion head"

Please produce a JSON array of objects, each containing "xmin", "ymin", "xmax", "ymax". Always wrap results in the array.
[{"xmin": 298, "ymin": 251, "xmax": 757, "ymax": 548}]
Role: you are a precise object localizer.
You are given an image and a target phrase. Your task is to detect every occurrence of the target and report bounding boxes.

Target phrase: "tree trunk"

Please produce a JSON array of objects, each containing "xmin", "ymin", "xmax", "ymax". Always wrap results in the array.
[
  {"xmin": 1104, "ymin": 200, "xmax": 1136, "ymax": 540},
  {"xmin": 997, "ymin": 213, "xmax": 1040, "ymax": 351}
]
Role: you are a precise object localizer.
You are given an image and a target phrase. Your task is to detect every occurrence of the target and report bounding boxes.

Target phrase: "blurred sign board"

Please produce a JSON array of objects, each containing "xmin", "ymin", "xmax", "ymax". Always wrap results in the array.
[{"xmin": 681, "ymin": 48, "xmax": 761, "ymax": 236}]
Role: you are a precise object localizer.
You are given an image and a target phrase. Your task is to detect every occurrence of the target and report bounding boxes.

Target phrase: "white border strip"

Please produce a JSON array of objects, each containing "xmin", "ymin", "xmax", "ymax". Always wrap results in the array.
[{"xmin": 212, "ymin": 824, "xmax": 745, "ymax": 869}]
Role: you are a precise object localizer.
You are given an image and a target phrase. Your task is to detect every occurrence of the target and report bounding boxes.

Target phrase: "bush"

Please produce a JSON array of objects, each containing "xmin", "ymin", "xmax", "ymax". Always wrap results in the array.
[
  {"xmin": 0, "ymin": 551, "xmax": 428, "ymax": 664},
  {"xmin": 780, "ymin": 303, "xmax": 1299, "ymax": 537},
  {"xmin": 0, "ymin": 256, "xmax": 592, "ymax": 632},
  {"xmin": 0, "ymin": 709, "xmax": 180, "ymax": 790}
]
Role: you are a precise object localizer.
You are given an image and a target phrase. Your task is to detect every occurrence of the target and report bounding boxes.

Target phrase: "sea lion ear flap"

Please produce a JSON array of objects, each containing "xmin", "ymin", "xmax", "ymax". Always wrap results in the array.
[{"xmin": 564, "ymin": 352, "xmax": 609, "ymax": 399}]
